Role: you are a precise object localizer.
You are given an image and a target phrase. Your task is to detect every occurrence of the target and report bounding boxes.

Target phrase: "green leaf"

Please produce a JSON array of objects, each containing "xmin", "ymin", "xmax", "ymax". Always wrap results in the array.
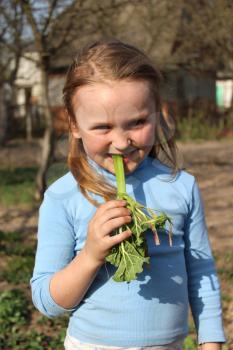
[
  {"xmin": 105, "ymin": 245, "xmax": 122, "ymax": 267},
  {"xmin": 113, "ymin": 241, "xmax": 149, "ymax": 282}
]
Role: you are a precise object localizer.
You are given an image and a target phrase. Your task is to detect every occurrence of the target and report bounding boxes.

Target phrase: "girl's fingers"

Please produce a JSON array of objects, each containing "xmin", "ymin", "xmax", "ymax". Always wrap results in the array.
[
  {"xmin": 108, "ymin": 229, "xmax": 132, "ymax": 245},
  {"xmin": 102, "ymin": 216, "xmax": 132, "ymax": 236},
  {"xmin": 100, "ymin": 207, "xmax": 131, "ymax": 224},
  {"xmin": 98, "ymin": 200, "xmax": 127, "ymax": 213}
]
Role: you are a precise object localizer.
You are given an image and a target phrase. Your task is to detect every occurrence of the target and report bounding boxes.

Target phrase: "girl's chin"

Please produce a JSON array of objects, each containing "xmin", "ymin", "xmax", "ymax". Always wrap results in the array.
[{"xmin": 124, "ymin": 162, "xmax": 139, "ymax": 174}]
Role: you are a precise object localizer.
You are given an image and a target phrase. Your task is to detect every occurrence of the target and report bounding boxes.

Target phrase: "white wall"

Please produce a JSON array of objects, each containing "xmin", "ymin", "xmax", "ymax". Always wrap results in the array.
[
  {"xmin": 15, "ymin": 52, "xmax": 43, "ymax": 107},
  {"xmin": 16, "ymin": 52, "xmax": 66, "ymax": 109}
]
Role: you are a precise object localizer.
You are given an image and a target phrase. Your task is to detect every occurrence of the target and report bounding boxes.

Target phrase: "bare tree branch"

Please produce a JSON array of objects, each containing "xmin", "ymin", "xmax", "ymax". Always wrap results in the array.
[{"xmin": 42, "ymin": 0, "xmax": 59, "ymax": 35}]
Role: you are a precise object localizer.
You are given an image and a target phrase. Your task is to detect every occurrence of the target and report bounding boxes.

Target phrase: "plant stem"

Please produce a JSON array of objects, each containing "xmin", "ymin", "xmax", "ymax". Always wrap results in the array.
[{"xmin": 112, "ymin": 155, "xmax": 126, "ymax": 195}]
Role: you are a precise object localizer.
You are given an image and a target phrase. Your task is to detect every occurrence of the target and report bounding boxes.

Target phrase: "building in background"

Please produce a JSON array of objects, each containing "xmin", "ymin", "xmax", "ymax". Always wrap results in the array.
[{"xmin": 12, "ymin": 0, "xmax": 233, "ymax": 138}]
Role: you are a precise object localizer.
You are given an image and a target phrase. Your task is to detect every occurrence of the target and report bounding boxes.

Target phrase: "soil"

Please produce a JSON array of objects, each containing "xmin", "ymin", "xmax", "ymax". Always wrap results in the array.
[{"xmin": 177, "ymin": 140, "xmax": 233, "ymax": 252}]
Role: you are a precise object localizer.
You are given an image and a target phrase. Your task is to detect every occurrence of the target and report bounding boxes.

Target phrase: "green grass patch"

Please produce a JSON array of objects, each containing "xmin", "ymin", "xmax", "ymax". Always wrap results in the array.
[
  {"xmin": 175, "ymin": 107, "xmax": 233, "ymax": 141},
  {"xmin": 176, "ymin": 115, "xmax": 225, "ymax": 141},
  {"xmin": 21, "ymin": 328, "xmax": 66, "ymax": 350},
  {"xmin": 36, "ymin": 314, "xmax": 69, "ymax": 329},
  {"xmin": 0, "ymin": 228, "xmax": 68, "ymax": 348},
  {"xmin": 0, "ymin": 288, "xmax": 68, "ymax": 349},
  {"xmin": 0, "ymin": 289, "xmax": 31, "ymax": 349},
  {"xmin": 0, "ymin": 167, "xmax": 37, "ymax": 206},
  {"xmin": 0, "ymin": 230, "xmax": 36, "ymax": 284},
  {"xmin": 0, "ymin": 230, "xmax": 36, "ymax": 256},
  {"xmin": 0, "ymin": 255, "xmax": 34, "ymax": 284},
  {"xmin": 0, "ymin": 163, "xmax": 68, "ymax": 206}
]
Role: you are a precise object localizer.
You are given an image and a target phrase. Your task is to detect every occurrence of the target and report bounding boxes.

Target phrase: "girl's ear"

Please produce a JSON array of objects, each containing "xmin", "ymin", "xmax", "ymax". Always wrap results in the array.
[
  {"xmin": 70, "ymin": 119, "xmax": 82, "ymax": 139},
  {"xmin": 71, "ymin": 126, "xmax": 81, "ymax": 139}
]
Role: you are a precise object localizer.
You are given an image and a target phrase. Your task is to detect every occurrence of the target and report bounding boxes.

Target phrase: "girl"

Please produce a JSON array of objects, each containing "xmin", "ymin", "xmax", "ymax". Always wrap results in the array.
[{"xmin": 31, "ymin": 40, "xmax": 226, "ymax": 350}]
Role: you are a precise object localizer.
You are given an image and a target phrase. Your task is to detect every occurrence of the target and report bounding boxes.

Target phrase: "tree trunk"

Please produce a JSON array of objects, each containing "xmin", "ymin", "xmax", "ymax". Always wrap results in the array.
[
  {"xmin": 35, "ymin": 67, "xmax": 55, "ymax": 201},
  {"xmin": 19, "ymin": 1, "xmax": 56, "ymax": 201},
  {"xmin": 35, "ymin": 127, "xmax": 55, "ymax": 200},
  {"xmin": 26, "ymin": 112, "xmax": 32, "ymax": 142},
  {"xmin": 25, "ymin": 87, "xmax": 33, "ymax": 142},
  {"xmin": 0, "ymin": 85, "xmax": 7, "ymax": 146}
]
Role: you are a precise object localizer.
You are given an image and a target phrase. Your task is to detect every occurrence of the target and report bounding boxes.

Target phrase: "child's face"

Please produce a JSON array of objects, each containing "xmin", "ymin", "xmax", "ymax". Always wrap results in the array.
[{"xmin": 71, "ymin": 79, "xmax": 156, "ymax": 174}]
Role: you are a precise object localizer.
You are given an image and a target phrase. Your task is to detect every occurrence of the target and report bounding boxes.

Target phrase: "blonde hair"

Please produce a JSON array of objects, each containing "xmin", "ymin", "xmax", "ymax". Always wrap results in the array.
[{"xmin": 63, "ymin": 39, "xmax": 178, "ymax": 206}]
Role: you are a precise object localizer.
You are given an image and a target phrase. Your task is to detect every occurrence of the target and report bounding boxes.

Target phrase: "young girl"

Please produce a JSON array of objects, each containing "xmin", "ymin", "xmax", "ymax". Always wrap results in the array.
[{"xmin": 31, "ymin": 40, "xmax": 226, "ymax": 350}]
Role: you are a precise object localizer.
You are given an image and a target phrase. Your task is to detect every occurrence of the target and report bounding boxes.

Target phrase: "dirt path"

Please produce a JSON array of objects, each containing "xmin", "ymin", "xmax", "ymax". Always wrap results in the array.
[
  {"xmin": 178, "ymin": 140, "xmax": 233, "ymax": 252},
  {"xmin": 0, "ymin": 139, "xmax": 233, "ymax": 252}
]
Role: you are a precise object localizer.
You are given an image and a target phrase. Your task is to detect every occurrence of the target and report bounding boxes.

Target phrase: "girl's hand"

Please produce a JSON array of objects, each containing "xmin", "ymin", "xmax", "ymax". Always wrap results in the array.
[{"xmin": 83, "ymin": 200, "xmax": 132, "ymax": 265}]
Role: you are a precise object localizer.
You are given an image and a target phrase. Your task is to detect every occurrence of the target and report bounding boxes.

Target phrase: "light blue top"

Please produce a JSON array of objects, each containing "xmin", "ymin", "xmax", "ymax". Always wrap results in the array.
[{"xmin": 31, "ymin": 157, "xmax": 226, "ymax": 347}]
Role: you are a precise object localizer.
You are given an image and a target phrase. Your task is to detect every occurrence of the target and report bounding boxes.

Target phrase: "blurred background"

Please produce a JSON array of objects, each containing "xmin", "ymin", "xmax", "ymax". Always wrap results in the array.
[{"xmin": 0, "ymin": 1, "xmax": 232, "ymax": 349}]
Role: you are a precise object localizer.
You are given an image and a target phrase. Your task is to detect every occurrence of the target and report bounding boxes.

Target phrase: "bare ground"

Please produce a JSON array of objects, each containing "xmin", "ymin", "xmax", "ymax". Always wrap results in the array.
[{"xmin": 177, "ymin": 140, "xmax": 233, "ymax": 252}]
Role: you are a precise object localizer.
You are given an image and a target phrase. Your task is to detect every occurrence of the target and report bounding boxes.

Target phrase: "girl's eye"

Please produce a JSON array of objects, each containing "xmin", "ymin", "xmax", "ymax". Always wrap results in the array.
[
  {"xmin": 94, "ymin": 125, "xmax": 111, "ymax": 130},
  {"xmin": 130, "ymin": 119, "xmax": 147, "ymax": 127}
]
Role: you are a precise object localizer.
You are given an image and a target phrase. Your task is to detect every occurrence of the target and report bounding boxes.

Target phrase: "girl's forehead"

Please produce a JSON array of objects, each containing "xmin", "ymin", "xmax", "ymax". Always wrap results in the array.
[{"xmin": 73, "ymin": 80, "xmax": 155, "ymax": 116}]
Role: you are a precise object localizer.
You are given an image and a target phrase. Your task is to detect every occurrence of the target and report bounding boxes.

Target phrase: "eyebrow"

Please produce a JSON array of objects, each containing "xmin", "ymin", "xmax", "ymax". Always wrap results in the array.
[{"xmin": 89, "ymin": 114, "xmax": 149, "ymax": 129}]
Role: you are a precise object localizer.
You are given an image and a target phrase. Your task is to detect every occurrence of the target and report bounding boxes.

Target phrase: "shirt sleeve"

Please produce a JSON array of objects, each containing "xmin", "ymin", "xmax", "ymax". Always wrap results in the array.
[
  {"xmin": 30, "ymin": 191, "xmax": 76, "ymax": 317},
  {"xmin": 184, "ymin": 179, "xmax": 226, "ymax": 344}
]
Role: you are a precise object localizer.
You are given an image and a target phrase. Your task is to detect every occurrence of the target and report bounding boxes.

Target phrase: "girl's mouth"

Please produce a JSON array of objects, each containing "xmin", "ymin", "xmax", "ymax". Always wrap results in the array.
[{"xmin": 107, "ymin": 151, "xmax": 136, "ymax": 164}]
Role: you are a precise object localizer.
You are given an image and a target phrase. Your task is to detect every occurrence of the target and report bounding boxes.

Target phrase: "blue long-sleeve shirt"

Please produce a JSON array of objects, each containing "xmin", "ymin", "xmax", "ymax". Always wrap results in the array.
[{"xmin": 31, "ymin": 156, "xmax": 226, "ymax": 346}]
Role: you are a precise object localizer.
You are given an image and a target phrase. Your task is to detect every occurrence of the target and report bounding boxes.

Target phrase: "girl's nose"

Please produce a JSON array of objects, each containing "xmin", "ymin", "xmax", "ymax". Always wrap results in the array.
[{"xmin": 112, "ymin": 132, "xmax": 130, "ymax": 151}]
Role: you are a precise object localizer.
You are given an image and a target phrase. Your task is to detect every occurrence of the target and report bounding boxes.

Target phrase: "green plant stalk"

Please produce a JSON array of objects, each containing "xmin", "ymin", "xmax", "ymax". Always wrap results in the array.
[
  {"xmin": 105, "ymin": 154, "xmax": 173, "ymax": 282},
  {"xmin": 112, "ymin": 154, "xmax": 126, "ymax": 195}
]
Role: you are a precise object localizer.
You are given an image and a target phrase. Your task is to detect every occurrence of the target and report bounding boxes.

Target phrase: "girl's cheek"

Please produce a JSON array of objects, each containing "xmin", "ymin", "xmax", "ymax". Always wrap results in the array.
[
  {"xmin": 84, "ymin": 132, "xmax": 105, "ymax": 143},
  {"xmin": 86, "ymin": 134, "xmax": 110, "ymax": 151},
  {"xmin": 134, "ymin": 125, "xmax": 155, "ymax": 147}
]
